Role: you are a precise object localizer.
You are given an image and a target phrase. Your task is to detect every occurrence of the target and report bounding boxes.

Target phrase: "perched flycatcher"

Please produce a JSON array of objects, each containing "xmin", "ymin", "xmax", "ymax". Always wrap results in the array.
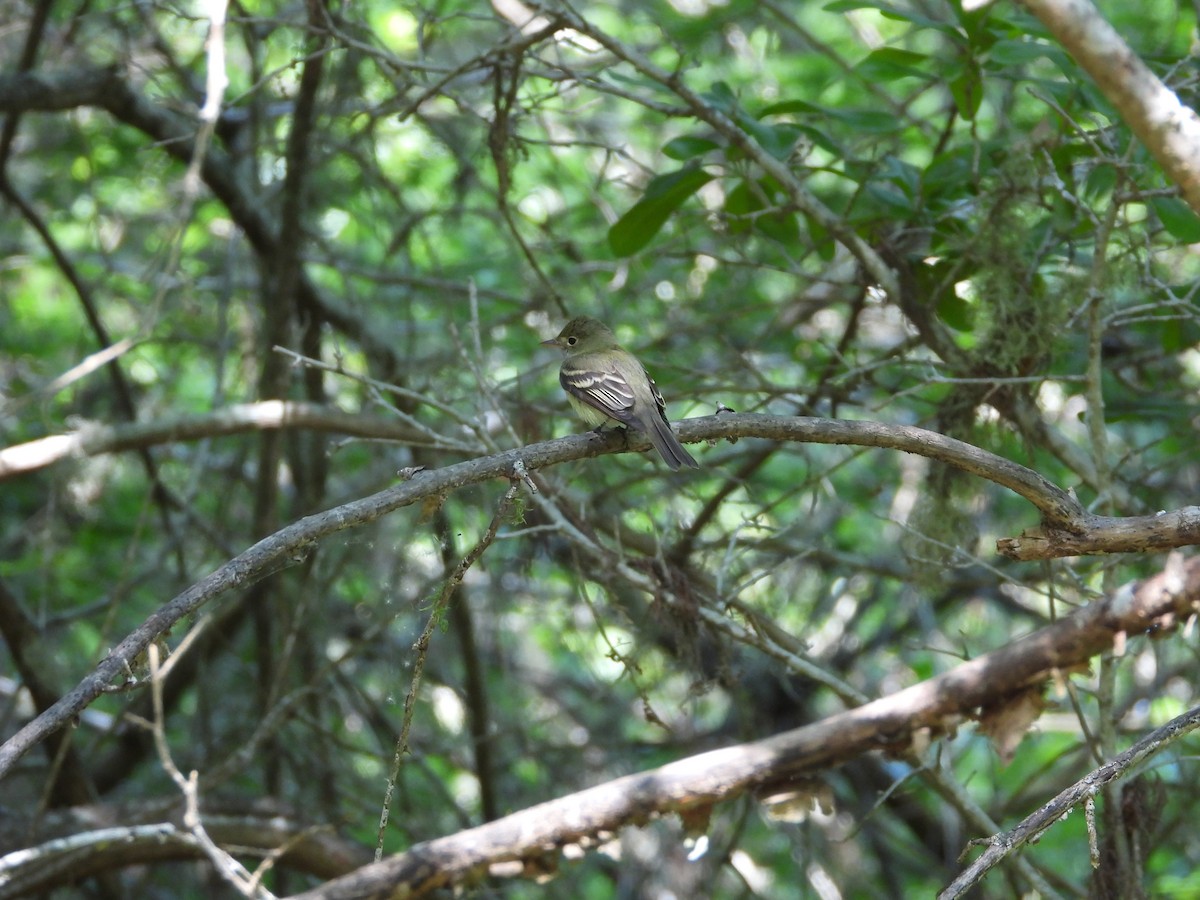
[{"xmin": 542, "ymin": 316, "xmax": 699, "ymax": 470}]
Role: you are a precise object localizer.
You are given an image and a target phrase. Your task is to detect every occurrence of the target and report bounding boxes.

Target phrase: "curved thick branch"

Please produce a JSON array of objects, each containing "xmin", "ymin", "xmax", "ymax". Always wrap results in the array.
[
  {"xmin": 3, "ymin": 405, "xmax": 1195, "ymax": 552},
  {"xmin": 287, "ymin": 555, "xmax": 1200, "ymax": 899},
  {"xmin": 683, "ymin": 414, "xmax": 1200, "ymax": 560},
  {"xmin": 1, "ymin": 411, "xmax": 1195, "ymax": 779}
]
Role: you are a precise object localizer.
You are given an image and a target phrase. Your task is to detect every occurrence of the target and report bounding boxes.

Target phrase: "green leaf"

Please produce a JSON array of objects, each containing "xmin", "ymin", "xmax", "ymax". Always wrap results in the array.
[
  {"xmin": 607, "ymin": 166, "xmax": 715, "ymax": 256},
  {"xmin": 794, "ymin": 124, "xmax": 845, "ymax": 157},
  {"xmin": 1083, "ymin": 163, "xmax": 1117, "ymax": 202},
  {"xmin": 823, "ymin": 0, "xmax": 951, "ymax": 30},
  {"xmin": 824, "ymin": 107, "xmax": 904, "ymax": 133},
  {"xmin": 936, "ymin": 291, "xmax": 974, "ymax": 332},
  {"xmin": 879, "ymin": 155, "xmax": 922, "ymax": 197},
  {"xmin": 1048, "ymin": 142, "xmax": 1087, "ymax": 189},
  {"xmin": 725, "ymin": 178, "xmax": 800, "ymax": 244},
  {"xmin": 924, "ymin": 146, "xmax": 975, "ymax": 194},
  {"xmin": 758, "ymin": 99, "xmax": 893, "ymax": 138},
  {"xmin": 956, "ymin": 5, "xmax": 995, "ymax": 48},
  {"xmin": 853, "ymin": 47, "xmax": 933, "ymax": 82},
  {"xmin": 1162, "ymin": 318, "xmax": 1184, "ymax": 352},
  {"xmin": 662, "ymin": 135, "xmax": 719, "ymax": 161},
  {"xmin": 1150, "ymin": 197, "xmax": 1200, "ymax": 243},
  {"xmin": 755, "ymin": 100, "xmax": 844, "ymax": 155},
  {"xmin": 738, "ymin": 116, "xmax": 802, "ymax": 160},
  {"xmin": 986, "ymin": 38, "xmax": 1058, "ymax": 66},
  {"xmin": 758, "ymin": 98, "xmax": 820, "ymax": 117},
  {"xmin": 948, "ymin": 60, "xmax": 983, "ymax": 121},
  {"xmin": 758, "ymin": 208, "xmax": 799, "ymax": 244},
  {"xmin": 909, "ymin": 260, "xmax": 975, "ymax": 331},
  {"xmin": 701, "ymin": 81, "xmax": 738, "ymax": 114},
  {"xmin": 804, "ymin": 212, "xmax": 835, "ymax": 260},
  {"xmin": 864, "ymin": 180, "xmax": 915, "ymax": 216},
  {"xmin": 724, "ymin": 179, "xmax": 756, "ymax": 234}
]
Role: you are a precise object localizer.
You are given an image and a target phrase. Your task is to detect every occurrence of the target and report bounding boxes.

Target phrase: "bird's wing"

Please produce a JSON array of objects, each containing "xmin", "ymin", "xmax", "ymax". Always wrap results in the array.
[
  {"xmin": 559, "ymin": 354, "xmax": 641, "ymax": 427},
  {"xmin": 562, "ymin": 351, "xmax": 698, "ymax": 469},
  {"xmin": 648, "ymin": 375, "xmax": 668, "ymax": 420}
]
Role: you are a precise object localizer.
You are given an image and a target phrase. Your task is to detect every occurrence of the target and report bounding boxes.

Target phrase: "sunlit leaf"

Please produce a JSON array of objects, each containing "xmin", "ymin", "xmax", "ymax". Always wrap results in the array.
[
  {"xmin": 1150, "ymin": 197, "xmax": 1200, "ymax": 243},
  {"xmin": 607, "ymin": 166, "xmax": 715, "ymax": 256},
  {"xmin": 823, "ymin": 0, "xmax": 952, "ymax": 30}
]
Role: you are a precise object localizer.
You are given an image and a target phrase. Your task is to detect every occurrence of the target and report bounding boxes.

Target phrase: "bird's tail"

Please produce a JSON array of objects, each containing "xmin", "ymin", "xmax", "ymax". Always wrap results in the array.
[{"xmin": 645, "ymin": 416, "xmax": 699, "ymax": 470}]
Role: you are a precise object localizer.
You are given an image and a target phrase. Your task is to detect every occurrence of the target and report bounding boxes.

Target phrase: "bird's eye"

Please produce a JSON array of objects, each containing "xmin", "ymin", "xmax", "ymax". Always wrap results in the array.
[{"xmin": 566, "ymin": 336, "xmax": 576, "ymax": 345}]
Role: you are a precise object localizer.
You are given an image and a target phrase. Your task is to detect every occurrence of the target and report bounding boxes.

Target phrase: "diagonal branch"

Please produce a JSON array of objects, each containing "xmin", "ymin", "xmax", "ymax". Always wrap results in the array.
[
  {"xmin": 1021, "ymin": 0, "xmax": 1200, "ymax": 215},
  {"xmin": 286, "ymin": 555, "xmax": 1200, "ymax": 899},
  {"xmin": 941, "ymin": 691, "xmax": 1200, "ymax": 898}
]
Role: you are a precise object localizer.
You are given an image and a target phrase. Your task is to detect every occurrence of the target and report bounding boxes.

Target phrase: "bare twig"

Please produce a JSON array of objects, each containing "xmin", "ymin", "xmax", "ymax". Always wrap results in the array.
[
  {"xmin": 148, "ymin": 645, "xmax": 276, "ymax": 898},
  {"xmin": 940, "ymin": 698, "xmax": 1200, "ymax": 898},
  {"xmin": 374, "ymin": 478, "xmax": 523, "ymax": 860}
]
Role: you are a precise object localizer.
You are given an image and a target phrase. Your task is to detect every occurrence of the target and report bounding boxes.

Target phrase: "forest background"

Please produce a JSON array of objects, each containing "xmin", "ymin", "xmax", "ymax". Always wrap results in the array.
[{"xmin": 3, "ymin": 0, "xmax": 1200, "ymax": 897}]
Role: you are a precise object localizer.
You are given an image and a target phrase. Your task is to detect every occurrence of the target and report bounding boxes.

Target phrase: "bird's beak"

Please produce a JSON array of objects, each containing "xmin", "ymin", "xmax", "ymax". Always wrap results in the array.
[{"xmin": 541, "ymin": 336, "xmax": 561, "ymax": 348}]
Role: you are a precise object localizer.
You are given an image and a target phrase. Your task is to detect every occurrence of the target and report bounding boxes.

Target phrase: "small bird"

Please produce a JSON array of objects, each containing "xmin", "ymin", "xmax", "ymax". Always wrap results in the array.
[{"xmin": 542, "ymin": 316, "xmax": 699, "ymax": 470}]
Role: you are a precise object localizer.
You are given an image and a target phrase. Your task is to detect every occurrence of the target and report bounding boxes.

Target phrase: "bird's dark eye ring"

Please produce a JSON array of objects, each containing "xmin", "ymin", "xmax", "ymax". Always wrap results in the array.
[{"xmin": 567, "ymin": 337, "xmax": 576, "ymax": 345}]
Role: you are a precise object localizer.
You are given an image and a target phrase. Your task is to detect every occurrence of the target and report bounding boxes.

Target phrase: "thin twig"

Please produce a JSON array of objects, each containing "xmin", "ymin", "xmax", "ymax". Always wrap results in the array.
[
  {"xmin": 374, "ymin": 477, "xmax": 523, "ymax": 859},
  {"xmin": 940, "ymin": 701, "xmax": 1200, "ymax": 898}
]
